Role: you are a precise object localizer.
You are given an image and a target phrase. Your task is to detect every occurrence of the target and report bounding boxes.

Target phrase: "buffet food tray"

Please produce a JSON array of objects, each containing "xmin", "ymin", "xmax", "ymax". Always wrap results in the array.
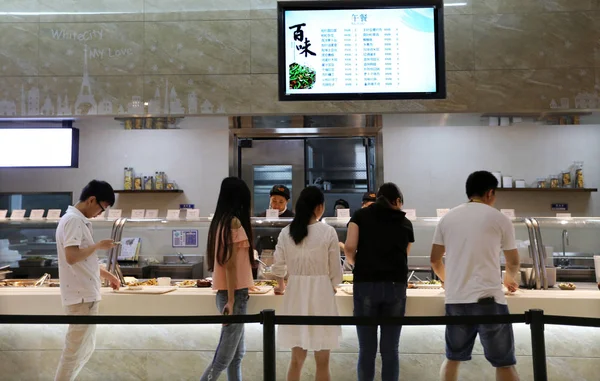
[{"xmin": 113, "ymin": 286, "xmax": 177, "ymax": 294}]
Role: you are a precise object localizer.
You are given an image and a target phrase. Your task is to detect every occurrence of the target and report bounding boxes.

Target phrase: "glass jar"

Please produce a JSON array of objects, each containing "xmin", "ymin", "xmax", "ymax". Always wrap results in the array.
[
  {"xmin": 561, "ymin": 171, "xmax": 572, "ymax": 188},
  {"xmin": 536, "ymin": 178, "xmax": 547, "ymax": 188},
  {"xmin": 549, "ymin": 175, "xmax": 560, "ymax": 189},
  {"xmin": 134, "ymin": 176, "xmax": 142, "ymax": 191},
  {"xmin": 155, "ymin": 172, "xmax": 164, "ymax": 190},
  {"xmin": 574, "ymin": 161, "xmax": 584, "ymax": 188},
  {"xmin": 144, "ymin": 176, "xmax": 154, "ymax": 190},
  {"xmin": 123, "ymin": 168, "xmax": 133, "ymax": 190}
]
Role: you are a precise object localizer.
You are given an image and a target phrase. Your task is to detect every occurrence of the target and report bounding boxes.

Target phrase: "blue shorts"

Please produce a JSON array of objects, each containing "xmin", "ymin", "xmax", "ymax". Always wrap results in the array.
[{"xmin": 445, "ymin": 302, "xmax": 516, "ymax": 368}]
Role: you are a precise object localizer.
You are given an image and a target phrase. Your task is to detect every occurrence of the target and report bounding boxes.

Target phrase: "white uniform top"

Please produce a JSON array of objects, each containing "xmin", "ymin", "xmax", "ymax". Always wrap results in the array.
[{"xmin": 56, "ymin": 206, "xmax": 101, "ymax": 306}]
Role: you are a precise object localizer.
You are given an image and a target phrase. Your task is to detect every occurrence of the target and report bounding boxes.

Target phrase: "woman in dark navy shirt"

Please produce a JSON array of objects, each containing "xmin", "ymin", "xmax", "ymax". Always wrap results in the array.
[{"xmin": 344, "ymin": 182, "xmax": 414, "ymax": 381}]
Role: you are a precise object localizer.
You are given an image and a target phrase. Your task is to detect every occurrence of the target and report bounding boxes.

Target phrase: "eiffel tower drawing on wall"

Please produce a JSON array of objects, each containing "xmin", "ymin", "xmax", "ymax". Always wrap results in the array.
[{"xmin": 74, "ymin": 45, "xmax": 97, "ymax": 115}]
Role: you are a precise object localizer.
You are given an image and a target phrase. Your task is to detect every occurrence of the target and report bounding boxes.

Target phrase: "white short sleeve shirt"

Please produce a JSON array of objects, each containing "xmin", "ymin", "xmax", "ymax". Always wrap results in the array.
[
  {"xmin": 56, "ymin": 206, "xmax": 101, "ymax": 306},
  {"xmin": 433, "ymin": 202, "xmax": 517, "ymax": 305}
]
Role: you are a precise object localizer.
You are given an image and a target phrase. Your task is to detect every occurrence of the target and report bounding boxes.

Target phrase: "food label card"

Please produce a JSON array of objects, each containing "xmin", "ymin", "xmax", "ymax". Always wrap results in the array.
[
  {"xmin": 107, "ymin": 209, "xmax": 122, "ymax": 219},
  {"xmin": 10, "ymin": 210, "xmax": 25, "ymax": 220},
  {"xmin": 336, "ymin": 209, "xmax": 351, "ymax": 218},
  {"xmin": 145, "ymin": 209, "xmax": 159, "ymax": 219},
  {"xmin": 131, "ymin": 209, "xmax": 146, "ymax": 219},
  {"xmin": 47, "ymin": 209, "xmax": 62, "ymax": 220},
  {"xmin": 166, "ymin": 209, "xmax": 180, "ymax": 220},
  {"xmin": 186, "ymin": 209, "xmax": 200, "ymax": 220},
  {"xmin": 404, "ymin": 209, "xmax": 417, "ymax": 221},
  {"xmin": 266, "ymin": 209, "xmax": 279, "ymax": 219},
  {"xmin": 501, "ymin": 209, "xmax": 516, "ymax": 219},
  {"xmin": 436, "ymin": 209, "xmax": 449, "ymax": 218},
  {"xmin": 29, "ymin": 209, "xmax": 45, "ymax": 220}
]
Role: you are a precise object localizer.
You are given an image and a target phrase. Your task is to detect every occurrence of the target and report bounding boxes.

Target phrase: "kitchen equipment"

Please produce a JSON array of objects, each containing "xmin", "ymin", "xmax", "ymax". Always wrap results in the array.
[
  {"xmin": 0, "ymin": 278, "xmax": 59, "ymax": 287},
  {"xmin": 510, "ymin": 267, "xmax": 557, "ymax": 288},
  {"xmin": 34, "ymin": 273, "xmax": 51, "ymax": 287}
]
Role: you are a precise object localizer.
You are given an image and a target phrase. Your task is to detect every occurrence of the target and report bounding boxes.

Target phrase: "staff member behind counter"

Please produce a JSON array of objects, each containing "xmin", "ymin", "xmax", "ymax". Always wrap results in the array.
[{"xmin": 257, "ymin": 185, "xmax": 295, "ymax": 218}]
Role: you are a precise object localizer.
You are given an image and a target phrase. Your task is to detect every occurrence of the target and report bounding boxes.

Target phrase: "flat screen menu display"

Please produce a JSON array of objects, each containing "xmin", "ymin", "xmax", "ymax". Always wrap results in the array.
[
  {"xmin": 278, "ymin": 0, "xmax": 445, "ymax": 101},
  {"xmin": 0, "ymin": 128, "xmax": 79, "ymax": 168}
]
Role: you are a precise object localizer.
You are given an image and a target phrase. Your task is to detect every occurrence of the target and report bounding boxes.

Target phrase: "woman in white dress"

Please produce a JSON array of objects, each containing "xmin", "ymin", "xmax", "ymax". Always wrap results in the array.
[{"xmin": 273, "ymin": 186, "xmax": 343, "ymax": 381}]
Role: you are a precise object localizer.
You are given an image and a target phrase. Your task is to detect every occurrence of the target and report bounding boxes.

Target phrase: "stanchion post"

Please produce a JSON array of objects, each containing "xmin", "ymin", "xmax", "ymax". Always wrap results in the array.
[
  {"xmin": 262, "ymin": 309, "xmax": 276, "ymax": 381},
  {"xmin": 528, "ymin": 309, "xmax": 548, "ymax": 381}
]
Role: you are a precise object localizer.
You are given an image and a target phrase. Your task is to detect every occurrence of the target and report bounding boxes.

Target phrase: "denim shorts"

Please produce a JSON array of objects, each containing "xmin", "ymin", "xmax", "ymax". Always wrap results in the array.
[{"xmin": 445, "ymin": 302, "xmax": 516, "ymax": 368}]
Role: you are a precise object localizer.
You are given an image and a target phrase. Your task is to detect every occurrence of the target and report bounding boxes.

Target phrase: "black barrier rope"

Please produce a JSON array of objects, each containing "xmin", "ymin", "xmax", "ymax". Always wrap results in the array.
[
  {"xmin": 0, "ymin": 312, "xmax": 527, "ymax": 326},
  {"xmin": 543, "ymin": 314, "xmax": 600, "ymax": 328},
  {"xmin": 274, "ymin": 313, "xmax": 527, "ymax": 326}
]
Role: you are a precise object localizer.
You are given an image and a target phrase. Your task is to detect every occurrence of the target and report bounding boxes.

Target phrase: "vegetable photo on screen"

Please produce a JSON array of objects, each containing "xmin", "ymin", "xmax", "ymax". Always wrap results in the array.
[{"xmin": 289, "ymin": 62, "xmax": 316, "ymax": 90}]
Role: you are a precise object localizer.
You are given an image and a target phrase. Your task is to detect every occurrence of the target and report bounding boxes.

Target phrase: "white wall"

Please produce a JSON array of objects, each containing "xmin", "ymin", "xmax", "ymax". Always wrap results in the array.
[
  {"xmin": 383, "ymin": 114, "xmax": 600, "ymax": 217},
  {"xmin": 0, "ymin": 117, "xmax": 230, "ymax": 216}
]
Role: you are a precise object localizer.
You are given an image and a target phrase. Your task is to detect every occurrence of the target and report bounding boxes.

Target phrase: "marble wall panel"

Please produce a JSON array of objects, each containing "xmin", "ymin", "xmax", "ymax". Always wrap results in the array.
[
  {"xmin": 539, "ymin": 12, "xmax": 596, "ymax": 69},
  {"xmin": 423, "ymin": 71, "xmax": 477, "ymax": 112},
  {"xmin": 594, "ymin": 13, "xmax": 600, "ymax": 66},
  {"xmin": 143, "ymin": 75, "xmax": 253, "ymax": 115},
  {"xmin": 474, "ymin": 68, "xmax": 596, "ymax": 112},
  {"xmin": 445, "ymin": 15, "xmax": 474, "ymax": 71},
  {"xmin": 474, "ymin": 14, "xmax": 545, "ymax": 70},
  {"xmin": 250, "ymin": 0, "xmax": 277, "ymax": 19},
  {"xmin": 250, "ymin": 19, "xmax": 277, "ymax": 74},
  {"xmin": 0, "ymin": 0, "xmax": 597, "ymax": 115},
  {"xmin": 0, "ymin": 23, "xmax": 38, "ymax": 76},
  {"xmin": 443, "ymin": 0, "xmax": 473, "ymax": 15},
  {"xmin": 143, "ymin": 21, "xmax": 251, "ymax": 75},
  {"xmin": 0, "ymin": 0, "xmax": 39, "ymax": 23},
  {"xmin": 543, "ymin": 0, "xmax": 600, "ymax": 11},
  {"xmin": 144, "ymin": 0, "xmax": 250, "ymax": 21},
  {"xmin": 0, "ymin": 77, "xmax": 38, "ymax": 117},
  {"xmin": 38, "ymin": 0, "xmax": 144, "ymax": 22},
  {"xmin": 38, "ymin": 23, "xmax": 144, "ymax": 76},
  {"xmin": 472, "ymin": 0, "xmax": 546, "ymax": 14},
  {"xmin": 36, "ymin": 76, "xmax": 144, "ymax": 117}
]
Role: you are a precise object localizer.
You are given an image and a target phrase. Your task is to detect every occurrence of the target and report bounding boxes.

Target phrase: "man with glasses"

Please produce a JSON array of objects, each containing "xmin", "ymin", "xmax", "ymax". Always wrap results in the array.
[{"xmin": 55, "ymin": 180, "xmax": 121, "ymax": 381}]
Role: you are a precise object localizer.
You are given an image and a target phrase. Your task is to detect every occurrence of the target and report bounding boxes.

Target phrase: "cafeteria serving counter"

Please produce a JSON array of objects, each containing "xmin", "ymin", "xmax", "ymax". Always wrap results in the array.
[{"xmin": 0, "ymin": 283, "xmax": 599, "ymax": 380}]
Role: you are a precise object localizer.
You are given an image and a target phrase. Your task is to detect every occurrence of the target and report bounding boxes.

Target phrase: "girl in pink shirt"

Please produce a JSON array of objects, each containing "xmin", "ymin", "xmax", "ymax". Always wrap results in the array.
[{"xmin": 201, "ymin": 177, "xmax": 255, "ymax": 381}]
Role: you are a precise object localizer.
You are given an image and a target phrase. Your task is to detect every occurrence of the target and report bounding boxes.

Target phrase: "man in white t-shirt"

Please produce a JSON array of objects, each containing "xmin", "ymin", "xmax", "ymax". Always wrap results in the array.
[
  {"xmin": 55, "ymin": 180, "xmax": 121, "ymax": 381},
  {"xmin": 430, "ymin": 171, "xmax": 521, "ymax": 381}
]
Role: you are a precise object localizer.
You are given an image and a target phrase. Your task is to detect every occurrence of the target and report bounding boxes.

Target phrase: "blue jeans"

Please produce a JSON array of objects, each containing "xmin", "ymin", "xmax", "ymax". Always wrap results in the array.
[
  {"xmin": 445, "ymin": 302, "xmax": 516, "ymax": 368},
  {"xmin": 200, "ymin": 289, "xmax": 249, "ymax": 381},
  {"xmin": 353, "ymin": 282, "xmax": 407, "ymax": 381}
]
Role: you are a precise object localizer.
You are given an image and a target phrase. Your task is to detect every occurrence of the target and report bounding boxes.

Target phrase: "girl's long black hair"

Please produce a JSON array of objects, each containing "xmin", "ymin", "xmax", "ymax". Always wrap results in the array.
[
  {"xmin": 289, "ymin": 186, "xmax": 324, "ymax": 245},
  {"xmin": 206, "ymin": 177, "xmax": 254, "ymax": 271}
]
